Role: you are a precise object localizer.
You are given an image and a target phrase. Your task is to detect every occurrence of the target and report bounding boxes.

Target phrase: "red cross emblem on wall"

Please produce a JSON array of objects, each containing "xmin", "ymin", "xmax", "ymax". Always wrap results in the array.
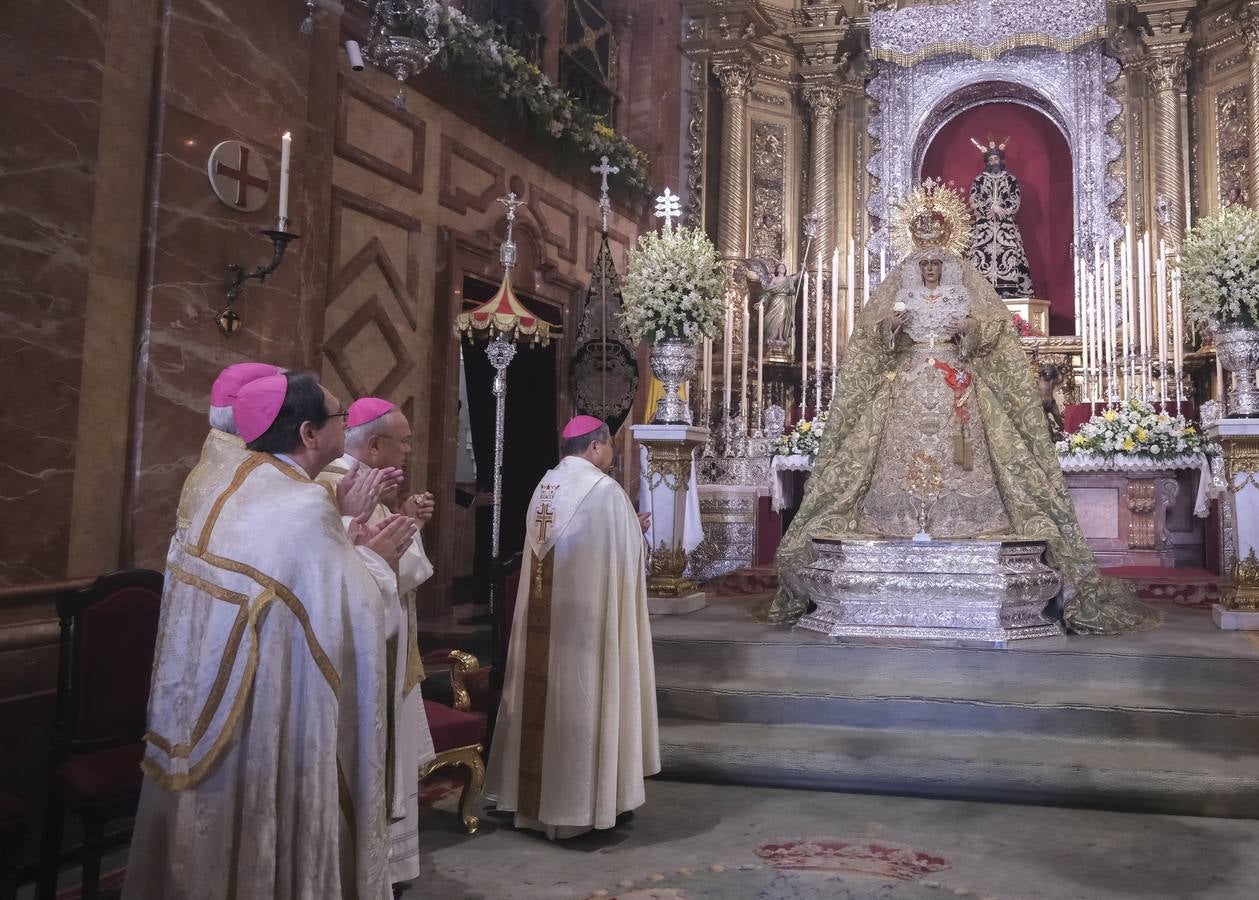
[{"xmin": 206, "ymin": 140, "xmax": 271, "ymax": 212}]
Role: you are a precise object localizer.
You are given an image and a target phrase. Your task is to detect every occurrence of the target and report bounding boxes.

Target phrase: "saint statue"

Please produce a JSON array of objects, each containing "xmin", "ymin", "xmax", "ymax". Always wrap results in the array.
[
  {"xmin": 967, "ymin": 139, "xmax": 1035, "ymax": 298},
  {"xmin": 765, "ymin": 180, "xmax": 1156, "ymax": 636},
  {"xmin": 745, "ymin": 259, "xmax": 801, "ymax": 356}
]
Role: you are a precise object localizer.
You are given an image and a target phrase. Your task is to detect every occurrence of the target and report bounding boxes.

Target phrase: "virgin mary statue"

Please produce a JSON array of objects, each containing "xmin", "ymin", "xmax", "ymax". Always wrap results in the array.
[{"xmin": 766, "ymin": 181, "xmax": 1156, "ymax": 635}]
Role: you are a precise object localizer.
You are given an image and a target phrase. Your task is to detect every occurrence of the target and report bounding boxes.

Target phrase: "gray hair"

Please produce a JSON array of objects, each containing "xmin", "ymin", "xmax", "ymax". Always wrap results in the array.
[
  {"xmin": 208, "ymin": 404, "xmax": 237, "ymax": 435},
  {"xmin": 560, "ymin": 421, "xmax": 610, "ymax": 457},
  {"xmin": 344, "ymin": 415, "xmax": 392, "ymax": 453}
]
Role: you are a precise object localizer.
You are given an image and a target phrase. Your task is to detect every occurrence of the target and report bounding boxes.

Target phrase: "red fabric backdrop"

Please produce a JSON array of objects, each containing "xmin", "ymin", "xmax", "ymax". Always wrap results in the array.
[{"xmin": 921, "ymin": 101, "xmax": 1075, "ymax": 336}]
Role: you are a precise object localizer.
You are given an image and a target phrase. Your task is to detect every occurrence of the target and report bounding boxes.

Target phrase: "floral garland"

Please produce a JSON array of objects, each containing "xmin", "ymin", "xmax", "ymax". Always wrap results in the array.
[
  {"xmin": 397, "ymin": 3, "xmax": 652, "ymax": 198},
  {"xmin": 1055, "ymin": 399, "xmax": 1219, "ymax": 461},
  {"xmin": 773, "ymin": 412, "xmax": 828, "ymax": 457},
  {"xmin": 1180, "ymin": 204, "xmax": 1259, "ymax": 328},
  {"xmin": 620, "ymin": 226, "xmax": 723, "ymax": 343}
]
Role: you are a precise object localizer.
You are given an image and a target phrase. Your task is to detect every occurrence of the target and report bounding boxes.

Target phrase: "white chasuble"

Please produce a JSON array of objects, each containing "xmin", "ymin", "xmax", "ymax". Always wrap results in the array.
[
  {"xmin": 319, "ymin": 455, "xmax": 436, "ymax": 884},
  {"xmin": 484, "ymin": 455, "xmax": 660, "ymax": 839},
  {"xmin": 125, "ymin": 453, "xmax": 393, "ymax": 900}
]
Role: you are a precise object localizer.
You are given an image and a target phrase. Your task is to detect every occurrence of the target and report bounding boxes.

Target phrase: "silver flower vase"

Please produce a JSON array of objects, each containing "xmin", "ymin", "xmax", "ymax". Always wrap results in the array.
[
  {"xmin": 1215, "ymin": 325, "xmax": 1259, "ymax": 417},
  {"xmin": 649, "ymin": 336, "xmax": 697, "ymax": 424}
]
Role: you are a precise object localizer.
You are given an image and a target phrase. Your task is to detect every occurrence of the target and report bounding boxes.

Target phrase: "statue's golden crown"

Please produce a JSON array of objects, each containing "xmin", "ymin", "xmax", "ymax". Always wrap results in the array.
[{"xmin": 891, "ymin": 178, "xmax": 971, "ymax": 257}]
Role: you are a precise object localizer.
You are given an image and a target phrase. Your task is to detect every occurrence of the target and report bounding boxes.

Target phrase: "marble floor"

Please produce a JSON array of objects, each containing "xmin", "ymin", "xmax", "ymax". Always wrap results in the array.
[{"xmin": 412, "ymin": 780, "xmax": 1259, "ymax": 900}]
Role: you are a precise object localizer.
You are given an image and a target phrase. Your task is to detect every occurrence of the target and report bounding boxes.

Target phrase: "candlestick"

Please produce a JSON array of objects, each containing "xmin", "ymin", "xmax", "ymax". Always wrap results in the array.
[
  {"xmin": 845, "ymin": 238, "xmax": 856, "ymax": 339},
  {"xmin": 816, "ymin": 257, "xmax": 823, "ymax": 412},
  {"xmin": 702, "ymin": 337, "xmax": 712, "ymax": 424},
  {"xmin": 831, "ymin": 247, "xmax": 840, "ymax": 373},
  {"xmin": 278, "ymin": 131, "xmax": 292, "ymax": 229},
  {"xmin": 723, "ymin": 292, "xmax": 733, "ymax": 419},
  {"xmin": 1168, "ymin": 265, "xmax": 1178, "ymax": 402},
  {"xmin": 757, "ymin": 297, "xmax": 765, "ymax": 427},
  {"xmin": 1139, "ymin": 234, "xmax": 1151, "ymax": 399},
  {"xmin": 879, "ymin": 246, "xmax": 886, "ymax": 281},
  {"xmin": 742, "ymin": 288, "xmax": 750, "ymax": 432},
  {"xmin": 1156, "ymin": 240, "xmax": 1168, "ymax": 405},
  {"xmin": 1120, "ymin": 236, "xmax": 1131, "ymax": 399},
  {"xmin": 862, "ymin": 247, "xmax": 870, "ymax": 307},
  {"xmin": 801, "ymin": 271, "xmax": 809, "ymax": 405}
]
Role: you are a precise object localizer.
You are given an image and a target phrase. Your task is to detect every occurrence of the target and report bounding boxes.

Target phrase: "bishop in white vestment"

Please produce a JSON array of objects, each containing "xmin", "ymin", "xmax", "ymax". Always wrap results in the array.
[
  {"xmin": 318, "ymin": 396, "xmax": 437, "ymax": 887},
  {"xmin": 125, "ymin": 372, "xmax": 395, "ymax": 900},
  {"xmin": 484, "ymin": 415, "xmax": 660, "ymax": 840}
]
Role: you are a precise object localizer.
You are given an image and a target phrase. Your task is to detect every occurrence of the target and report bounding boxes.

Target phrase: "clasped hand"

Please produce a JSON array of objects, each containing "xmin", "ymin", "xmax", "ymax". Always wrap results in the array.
[{"xmin": 348, "ymin": 511, "xmax": 417, "ymax": 568}]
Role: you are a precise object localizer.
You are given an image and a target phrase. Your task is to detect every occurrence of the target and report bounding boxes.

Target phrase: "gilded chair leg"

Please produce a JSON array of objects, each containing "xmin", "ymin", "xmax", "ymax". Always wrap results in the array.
[{"xmin": 457, "ymin": 746, "xmax": 485, "ymax": 835}]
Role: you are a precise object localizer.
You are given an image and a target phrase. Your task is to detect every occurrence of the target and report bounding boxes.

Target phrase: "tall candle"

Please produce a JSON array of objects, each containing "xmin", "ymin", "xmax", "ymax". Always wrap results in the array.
[
  {"xmin": 831, "ymin": 247, "xmax": 840, "ymax": 371},
  {"xmin": 702, "ymin": 337, "xmax": 712, "ymax": 421},
  {"xmin": 757, "ymin": 299, "xmax": 765, "ymax": 424},
  {"xmin": 845, "ymin": 238, "xmax": 856, "ymax": 338},
  {"xmin": 1079, "ymin": 256, "xmax": 1090, "ymax": 403},
  {"xmin": 879, "ymin": 246, "xmax": 886, "ymax": 281},
  {"xmin": 1128, "ymin": 237, "xmax": 1138, "ymax": 395},
  {"xmin": 1139, "ymin": 234, "xmax": 1150, "ymax": 398},
  {"xmin": 741, "ymin": 288, "xmax": 750, "ymax": 431},
  {"xmin": 862, "ymin": 247, "xmax": 870, "ymax": 307},
  {"xmin": 1171, "ymin": 266, "xmax": 1183, "ymax": 401},
  {"xmin": 278, "ymin": 131, "xmax": 292, "ymax": 228},
  {"xmin": 801, "ymin": 271, "xmax": 809, "ymax": 405},
  {"xmin": 1156, "ymin": 240, "xmax": 1168, "ymax": 403},
  {"xmin": 815, "ymin": 257, "xmax": 824, "ymax": 411},
  {"xmin": 723, "ymin": 293, "xmax": 733, "ymax": 418}
]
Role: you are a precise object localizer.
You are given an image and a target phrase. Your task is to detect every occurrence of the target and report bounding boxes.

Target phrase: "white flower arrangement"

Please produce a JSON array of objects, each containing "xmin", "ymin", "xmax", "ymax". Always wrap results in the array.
[
  {"xmin": 1054, "ymin": 399, "xmax": 1219, "ymax": 461},
  {"xmin": 1180, "ymin": 205, "xmax": 1259, "ymax": 328},
  {"xmin": 620, "ymin": 226, "xmax": 724, "ymax": 344},
  {"xmin": 773, "ymin": 412, "xmax": 828, "ymax": 457},
  {"xmin": 397, "ymin": 3, "xmax": 651, "ymax": 197}
]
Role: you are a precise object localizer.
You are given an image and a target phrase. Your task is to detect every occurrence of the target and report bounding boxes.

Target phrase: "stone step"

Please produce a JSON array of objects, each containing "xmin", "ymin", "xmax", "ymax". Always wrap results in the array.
[
  {"xmin": 657, "ymin": 718, "xmax": 1259, "ymax": 819},
  {"xmin": 653, "ymin": 634, "xmax": 1259, "ymax": 694},
  {"xmin": 655, "ymin": 676, "xmax": 1259, "ymax": 752}
]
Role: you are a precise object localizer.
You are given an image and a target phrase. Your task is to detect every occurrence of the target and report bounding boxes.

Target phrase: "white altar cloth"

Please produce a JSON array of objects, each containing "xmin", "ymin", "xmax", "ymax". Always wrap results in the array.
[{"xmin": 1057, "ymin": 453, "xmax": 1219, "ymax": 518}]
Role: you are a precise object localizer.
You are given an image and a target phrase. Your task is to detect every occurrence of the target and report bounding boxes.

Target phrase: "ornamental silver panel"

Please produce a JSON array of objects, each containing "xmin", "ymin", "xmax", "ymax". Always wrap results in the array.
[{"xmin": 797, "ymin": 538, "xmax": 1064, "ymax": 643}]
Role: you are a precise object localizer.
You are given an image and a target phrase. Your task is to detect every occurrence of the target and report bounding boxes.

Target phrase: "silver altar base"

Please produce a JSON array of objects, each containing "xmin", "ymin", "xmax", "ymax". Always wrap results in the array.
[{"xmin": 797, "ymin": 538, "xmax": 1064, "ymax": 643}]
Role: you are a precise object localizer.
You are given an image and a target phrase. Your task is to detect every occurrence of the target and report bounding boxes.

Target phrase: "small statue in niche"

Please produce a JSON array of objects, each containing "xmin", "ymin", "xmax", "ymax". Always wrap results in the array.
[
  {"xmin": 745, "ymin": 259, "xmax": 802, "ymax": 358},
  {"xmin": 967, "ymin": 138, "xmax": 1036, "ymax": 298},
  {"xmin": 1036, "ymin": 361, "xmax": 1066, "ymax": 443}
]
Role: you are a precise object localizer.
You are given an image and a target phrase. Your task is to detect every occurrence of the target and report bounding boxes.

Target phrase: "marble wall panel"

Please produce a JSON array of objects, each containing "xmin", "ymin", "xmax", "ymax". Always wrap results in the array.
[
  {"xmin": 0, "ymin": 1, "xmax": 107, "ymax": 585},
  {"xmin": 125, "ymin": 0, "xmax": 343, "ymax": 568}
]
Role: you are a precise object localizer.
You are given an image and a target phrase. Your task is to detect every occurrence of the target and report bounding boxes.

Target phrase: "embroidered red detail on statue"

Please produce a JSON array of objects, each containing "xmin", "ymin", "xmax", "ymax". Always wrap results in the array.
[{"xmin": 930, "ymin": 358, "xmax": 973, "ymax": 424}]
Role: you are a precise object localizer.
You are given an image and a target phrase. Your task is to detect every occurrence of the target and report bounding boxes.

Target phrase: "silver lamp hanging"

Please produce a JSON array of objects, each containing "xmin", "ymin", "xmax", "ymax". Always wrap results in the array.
[{"xmin": 362, "ymin": 1, "xmax": 446, "ymax": 108}]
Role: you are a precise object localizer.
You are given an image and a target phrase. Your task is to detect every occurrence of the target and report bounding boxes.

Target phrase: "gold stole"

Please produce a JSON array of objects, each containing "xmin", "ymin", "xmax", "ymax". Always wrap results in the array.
[{"xmin": 517, "ymin": 550, "xmax": 555, "ymax": 820}]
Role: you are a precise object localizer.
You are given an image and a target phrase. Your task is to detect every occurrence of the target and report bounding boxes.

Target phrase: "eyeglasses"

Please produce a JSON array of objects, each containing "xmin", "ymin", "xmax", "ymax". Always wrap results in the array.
[{"xmin": 326, "ymin": 411, "xmax": 349, "ymax": 421}]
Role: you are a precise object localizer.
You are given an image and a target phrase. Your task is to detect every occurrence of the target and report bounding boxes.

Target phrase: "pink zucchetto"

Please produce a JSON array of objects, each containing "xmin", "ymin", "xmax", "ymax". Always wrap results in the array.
[
  {"xmin": 210, "ymin": 362, "xmax": 282, "ymax": 407},
  {"xmin": 561, "ymin": 415, "xmax": 604, "ymax": 439},
  {"xmin": 346, "ymin": 397, "xmax": 397, "ymax": 429},
  {"xmin": 232, "ymin": 373, "xmax": 288, "ymax": 443}
]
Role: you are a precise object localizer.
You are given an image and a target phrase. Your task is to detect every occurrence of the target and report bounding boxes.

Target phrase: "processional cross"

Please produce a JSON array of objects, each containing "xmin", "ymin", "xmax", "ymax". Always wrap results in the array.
[
  {"xmin": 592, "ymin": 155, "xmax": 620, "ymax": 234},
  {"xmin": 654, "ymin": 187, "xmax": 682, "ymax": 232}
]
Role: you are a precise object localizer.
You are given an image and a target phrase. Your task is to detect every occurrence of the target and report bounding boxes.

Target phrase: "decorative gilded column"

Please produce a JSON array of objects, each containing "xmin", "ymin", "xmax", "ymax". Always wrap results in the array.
[
  {"xmin": 712, "ymin": 61, "xmax": 753, "ymax": 259},
  {"xmin": 1145, "ymin": 50, "xmax": 1189, "ymax": 245},
  {"xmin": 802, "ymin": 79, "xmax": 841, "ymax": 264},
  {"xmin": 1240, "ymin": 9, "xmax": 1259, "ymax": 207},
  {"xmin": 1139, "ymin": 1, "xmax": 1194, "ymax": 247}
]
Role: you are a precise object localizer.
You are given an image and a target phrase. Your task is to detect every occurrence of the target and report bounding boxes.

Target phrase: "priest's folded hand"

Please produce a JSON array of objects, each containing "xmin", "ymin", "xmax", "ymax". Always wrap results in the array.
[
  {"xmin": 337, "ymin": 461, "xmax": 404, "ymax": 518},
  {"xmin": 362, "ymin": 513, "xmax": 418, "ymax": 568},
  {"xmin": 637, "ymin": 511, "xmax": 651, "ymax": 534},
  {"xmin": 402, "ymin": 491, "xmax": 436, "ymax": 527}
]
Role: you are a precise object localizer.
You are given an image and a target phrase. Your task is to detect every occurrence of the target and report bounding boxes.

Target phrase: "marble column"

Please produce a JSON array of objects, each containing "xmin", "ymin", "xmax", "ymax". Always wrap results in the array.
[
  {"xmin": 801, "ymin": 80, "xmax": 841, "ymax": 265},
  {"xmin": 712, "ymin": 61, "xmax": 753, "ymax": 259},
  {"xmin": 1145, "ymin": 50, "xmax": 1189, "ymax": 246}
]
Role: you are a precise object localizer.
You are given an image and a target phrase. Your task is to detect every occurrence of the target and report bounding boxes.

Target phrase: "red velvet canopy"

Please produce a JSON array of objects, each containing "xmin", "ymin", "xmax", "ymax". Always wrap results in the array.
[{"xmin": 922, "ymin": 100, "xmax": 1075, "ymax": 336}]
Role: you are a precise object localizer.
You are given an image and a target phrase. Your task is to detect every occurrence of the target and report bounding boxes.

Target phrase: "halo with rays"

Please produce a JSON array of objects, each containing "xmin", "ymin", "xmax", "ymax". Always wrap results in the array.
[{"xmin": 890, "ymin": 178, "xmax": 972, "ymax": 258}]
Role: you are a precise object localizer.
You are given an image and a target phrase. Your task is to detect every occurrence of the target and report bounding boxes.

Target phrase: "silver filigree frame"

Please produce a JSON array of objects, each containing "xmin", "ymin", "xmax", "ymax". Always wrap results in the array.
[{"xmin": 867, "ymin": 42, "xmax": 1124, "ymax": 257}]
